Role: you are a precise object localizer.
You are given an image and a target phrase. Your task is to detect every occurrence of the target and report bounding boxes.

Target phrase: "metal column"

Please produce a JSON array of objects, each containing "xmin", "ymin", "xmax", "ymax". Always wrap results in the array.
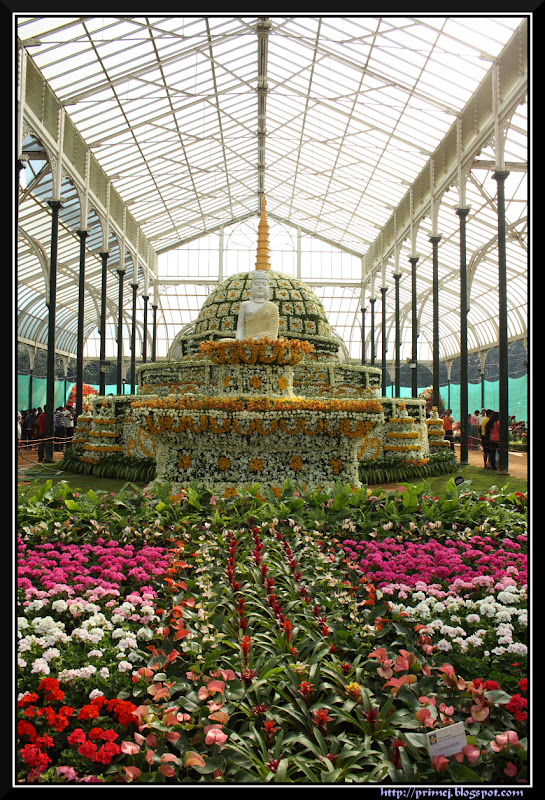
[
  {"xmin": 369, "ymin": 297, "xmax": 376, "ymax": 366},
  {"xmin": 152, "ymin": 304, "xmax": 158, "ymax": 362},
  {"xmin": 116, "ymin": 269, "xmax": 126, "ymax": 394},
  {"xmin": 142, "ymin": 294, "xmax": 149, "ymax": 363},
  {"xmin": 75, "ymin": 229, "xmax": 88, "ymax": 418},
  {"xmin": 380, "ymin": 286, "xmax": 388, "ymax": 392},
  {"xmin": 393, "ymin": 271, "xmax": 401, "ymax": 397},
  {"xmin": 493, "ymin": 170, "xmax": 511, "ymax": 475},
  {"xmin": 361, "ymin": 306, "xmax": 367, "ymax": 365},
  {"xmin": 409, "ymin": 256, "xmax": 419, "ymax": 398},
  {"xmin": 45, "ymin": 199, "xmax": 62, "ymax": 462},
  {"xmin": 130, "ymin": 282, "xmax": 138, "ymax": 394},
  {"xmin": 99, "ymin": 252, "xmax": 109, "ymax": 395},
  {"xmin": 430, "ymin": 235, "xmax": 442, "ymax": 410},
  {"xmin": 456, "ymin": 208, "xmax": 470, "ymax": 465}
]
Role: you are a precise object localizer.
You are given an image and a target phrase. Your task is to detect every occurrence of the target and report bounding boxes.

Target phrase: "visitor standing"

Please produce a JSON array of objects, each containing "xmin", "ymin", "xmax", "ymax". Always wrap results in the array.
[
  {"xmin": 443, "ymin": 409, "xmax": 455, "ymax": 451},
  {"xmin": 470, "ymin": 410, "xmax": 480, "ymax": 449},
  {"xmin": 486, "ymin": 411, "xmax": 500, "ymax": 469},
  {"xmin": 35, "ymin": 406, "xmax": 47, "ymax": 463},
  {"xmin": 54, "ymin": 406, "xmax": 66, "ymax": 451},
  {"xmin": 23, "ymin": 409, "xmax": 37, "ymax": 448},
  {"xmin": 62, "ymin": 405, "xmax": 74, "ymax": 446},
  {"xmin": 481, "ymin": 408, "xmax": 493, "ymax": 468}
]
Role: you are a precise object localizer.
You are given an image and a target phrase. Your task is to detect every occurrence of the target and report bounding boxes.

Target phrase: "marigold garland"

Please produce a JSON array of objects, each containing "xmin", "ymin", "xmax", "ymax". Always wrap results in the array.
[
  {"xmin": 132, "ymin": 395, "xmax": 384, "ymax": 416},
  {"xmin": 199, "ymin": 337, "xmax": 315, "ymax": 366}
]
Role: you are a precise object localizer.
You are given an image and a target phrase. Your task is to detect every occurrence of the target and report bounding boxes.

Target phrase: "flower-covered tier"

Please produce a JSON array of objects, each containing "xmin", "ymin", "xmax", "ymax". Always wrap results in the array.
[
  {"xmin": 131, "ymin": 393, "xmax": 385, "ymax": 494},
  {"xmin": 383, "ymin": 401, "xmax": 429, "ymax": 466},
  {"xmin": 199, "ymin": 338, "xmax": 313, "ymax": 399},
  {"xmin": 426, "ymin": 406, "xmax": 451, "ymax": 452}
]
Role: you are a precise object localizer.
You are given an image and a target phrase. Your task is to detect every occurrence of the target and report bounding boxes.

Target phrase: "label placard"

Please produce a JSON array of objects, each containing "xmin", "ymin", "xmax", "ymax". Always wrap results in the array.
[{"xmin": 426, "ymin": 722, "xmax": 467, "ymax": 760}]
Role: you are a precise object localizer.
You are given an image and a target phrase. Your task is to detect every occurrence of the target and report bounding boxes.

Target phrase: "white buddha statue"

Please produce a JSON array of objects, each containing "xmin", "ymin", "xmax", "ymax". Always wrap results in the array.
[{"xmin": 236, "ymin": 270, "xmax": 279, "ymax": 340}]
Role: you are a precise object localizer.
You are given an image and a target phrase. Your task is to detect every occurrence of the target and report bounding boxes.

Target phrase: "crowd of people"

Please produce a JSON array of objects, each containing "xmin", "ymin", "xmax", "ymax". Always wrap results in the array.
[
  {"xmin": 17, "ymin": 404, "xmax": 76, "ymax": 462},
  {"xmin": 432, "ymin": 408, "xmax": 500, "ymax": 469},
  {"xmin": 477, "ymin": 408, "xmax": 501, "ymax": 470},
  {"xmin": 438, "ymin": 407, "xmax": 502, "ymax": 469}
]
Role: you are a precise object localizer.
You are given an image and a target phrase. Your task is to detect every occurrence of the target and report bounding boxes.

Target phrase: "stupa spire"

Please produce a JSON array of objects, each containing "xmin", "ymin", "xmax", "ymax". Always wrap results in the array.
[{"xmin": 255, "ymin": 197, "xmax": 271, "ymax": 270}]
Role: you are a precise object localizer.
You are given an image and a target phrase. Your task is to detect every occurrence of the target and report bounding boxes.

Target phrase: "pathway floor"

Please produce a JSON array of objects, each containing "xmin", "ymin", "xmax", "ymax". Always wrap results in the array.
[{"xmin": 374, "ymin": 443, "xmax": 528, "ymax": 492}]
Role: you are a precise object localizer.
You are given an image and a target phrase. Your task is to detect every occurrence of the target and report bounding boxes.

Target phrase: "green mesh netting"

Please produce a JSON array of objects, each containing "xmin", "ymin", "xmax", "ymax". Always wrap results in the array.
[
  {"xmin": 343, "ymin": 376, "xmax": 527, "ymax": 423},
  {"xmin": 17, "ymin": 375, "xmax": 75, "ymax": 411},
  {"xmin": 433, "ymin": 376, "xmax": 528, "ymax": 423},
  {"xmin": 16, "ymin": 377, "xmax": 135, "ymax": 411},
  {"xmin": 17, "ymin": 374, "xmax": 528, "ymax": 425}
]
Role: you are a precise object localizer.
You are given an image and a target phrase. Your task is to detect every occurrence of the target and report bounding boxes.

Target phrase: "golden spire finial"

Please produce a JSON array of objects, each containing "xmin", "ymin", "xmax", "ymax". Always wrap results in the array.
[{"xmin": 255, "ymin": 197, "xmax": 271, "ymax": 270}]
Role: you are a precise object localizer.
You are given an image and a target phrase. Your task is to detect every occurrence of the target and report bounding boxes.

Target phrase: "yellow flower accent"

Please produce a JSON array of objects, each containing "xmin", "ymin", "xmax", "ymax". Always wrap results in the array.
[
  {"xmin": 224, "ymin": 487, "xmax": 238, "ymax": 498},
  {"xmin": 178, "ymin": 454, "xmax": 192, "ymax": 470},
  {"xmin": 251, "ymin": 375, "xmax": 262, "ymax": 388},
  {"xmin": 345, "ymin": 682, "xmax": 362, "ymax": 702},
  {"xmin": 290, "ymin": 455, "xmax": 303, "ymax": 471},
  {"xmin": 357, "ymin": 435, "xmax": 381, "ymax": 460},
  {"xmin": 278, "ymin": 376, "xmax": 288, "ymax": 391},
  {"xmin": 218, "ymin": 456, "xmax": 231, "ymax": 471},
  {"xmin": 223, "ymin": 375, "xmax": 232, "ymax": 387},
  {"xmin": 330, "ymin": 457, "xmax": 344, "ymax": 475},
  {"xmin": 250, "ymin": 457, "xmax": 265, "ymax": 472}
]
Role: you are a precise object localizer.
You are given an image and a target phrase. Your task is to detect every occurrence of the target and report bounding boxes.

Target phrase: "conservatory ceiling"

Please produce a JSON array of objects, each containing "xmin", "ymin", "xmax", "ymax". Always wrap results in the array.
[{"xmin": 16, "ymin": 14, "xmax": 529, "ymax": 363}]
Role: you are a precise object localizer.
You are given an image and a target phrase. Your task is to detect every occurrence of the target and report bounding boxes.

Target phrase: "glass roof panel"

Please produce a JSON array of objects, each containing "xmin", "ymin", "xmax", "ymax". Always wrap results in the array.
[{"xmin": 16, "ymin": 14, "xmax": 528, "ymax": 367}]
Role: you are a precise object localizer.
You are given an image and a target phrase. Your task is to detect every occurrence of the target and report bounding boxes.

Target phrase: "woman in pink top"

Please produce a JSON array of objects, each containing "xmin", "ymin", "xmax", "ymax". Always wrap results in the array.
[{"xmin": 486, "ymin": 411, "xmax": 500, "ymax": 469}]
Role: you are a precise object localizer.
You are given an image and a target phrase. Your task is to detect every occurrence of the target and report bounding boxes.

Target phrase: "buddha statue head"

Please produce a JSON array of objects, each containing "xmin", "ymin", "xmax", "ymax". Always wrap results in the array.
[{"xmin": 250, "ymin": 270, "xmax": 271, "ymax": 303}]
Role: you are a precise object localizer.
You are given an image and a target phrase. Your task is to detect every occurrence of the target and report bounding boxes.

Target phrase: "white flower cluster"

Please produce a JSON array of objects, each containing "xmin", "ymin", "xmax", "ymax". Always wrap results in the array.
[
  {"xmin": 18, "ymin": 594, "xmax": 159, "ymax": 681},
  {"xmin": 390, "ymin": 584, "xmax": 527, "ymax": 658}
]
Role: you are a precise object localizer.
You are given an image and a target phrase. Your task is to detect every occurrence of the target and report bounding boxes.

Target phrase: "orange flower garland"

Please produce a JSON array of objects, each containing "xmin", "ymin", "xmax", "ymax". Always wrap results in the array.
[{"xmin": 199, "ymin": 337, "xmax": 314, "ymax": 366}]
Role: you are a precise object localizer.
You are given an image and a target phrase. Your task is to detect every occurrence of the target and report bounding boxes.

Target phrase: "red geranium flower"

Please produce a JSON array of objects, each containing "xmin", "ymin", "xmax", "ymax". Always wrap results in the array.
[{"xmin": 38, "ymin": 677, "xmax": 65, "ymax": 702}]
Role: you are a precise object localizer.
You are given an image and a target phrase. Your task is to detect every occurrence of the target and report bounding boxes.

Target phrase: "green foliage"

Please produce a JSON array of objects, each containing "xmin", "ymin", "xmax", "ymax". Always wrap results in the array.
[
  {"xmin": 17, "ymin": 478, "xmax": 528, "ymax": 785},
  {"xmin": 58, "ymin": 451, "xmax": 156, "ymax": 483},
  {"xmin": 359, "ymin": 451, "xmax": 458, "ymax": 486}
]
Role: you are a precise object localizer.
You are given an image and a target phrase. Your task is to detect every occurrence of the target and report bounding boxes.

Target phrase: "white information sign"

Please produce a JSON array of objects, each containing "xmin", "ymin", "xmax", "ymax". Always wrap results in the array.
[{"xmin": 426, "ymin": 722, "xmax": 467, "ymax": 760}]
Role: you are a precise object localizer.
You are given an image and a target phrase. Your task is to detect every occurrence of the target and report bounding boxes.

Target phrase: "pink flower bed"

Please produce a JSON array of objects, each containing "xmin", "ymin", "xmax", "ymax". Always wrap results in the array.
[
  {"xmin": 17, "ymin": 537, "xmax": 170, "ymax": 599},
  {"xmin": 341, "ymin": 534, "xmax": 527, "ymax": 591}
]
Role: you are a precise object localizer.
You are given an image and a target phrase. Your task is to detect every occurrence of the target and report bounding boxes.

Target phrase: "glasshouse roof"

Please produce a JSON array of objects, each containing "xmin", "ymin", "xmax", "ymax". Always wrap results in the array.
[{"xmin": 16, "ymin": 14, "xmax": 529, "ymax": 364}]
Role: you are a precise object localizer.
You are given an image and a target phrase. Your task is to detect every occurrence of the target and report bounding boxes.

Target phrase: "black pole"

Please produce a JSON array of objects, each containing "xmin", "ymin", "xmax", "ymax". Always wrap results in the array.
[
  {"xmin": 130, "ymin": 283, "xmax": 138, "ymax": 393},
  {"xmin": 152, "ymin": 304, "xmax": 158, "ymax": 362},
  {"xmin": 75, "ymin": 230, "xmax": 88, "ymax": 418},
  {"xmin": 393, "ymin": 272, "xmax": 401, "ymax": 397},
  {"xmin": 117, "ymin": 270, "xmax": 126, "ymax": 394},
  {"xmin": 430, "ymin": 235, "xmax": 442, "ymax": 410},
  {"xmin": 493, "ymin": 170, "xmax": 511, "ymax": 474},
  {"xmin": 99, "ymin": 252, "xmax": 109, "ymax": 395},
  {"xmin": 409, "ymin": 256, "xmax": 419, "ymax": 398},
  {"xmin": 361, "ymin": 307, "xmax": 367, "ymax": 365},
  {"xmin": 370, "ymin": 297, "xmax": 376, "ymax": 366},
  {"xmin": 456, "ymin": 208, "xmax": 470, "ymax": 465},
  {"xmin": 45, "ymin": 200, "xmax": 62, "ymax": 462},
  {"xmin": 380, "ymin": 286, "xmax": 388, "ymax": 392},
  {"xmin": 142, "ymin": 294, "xmax": 149, "ymax": 363}
]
